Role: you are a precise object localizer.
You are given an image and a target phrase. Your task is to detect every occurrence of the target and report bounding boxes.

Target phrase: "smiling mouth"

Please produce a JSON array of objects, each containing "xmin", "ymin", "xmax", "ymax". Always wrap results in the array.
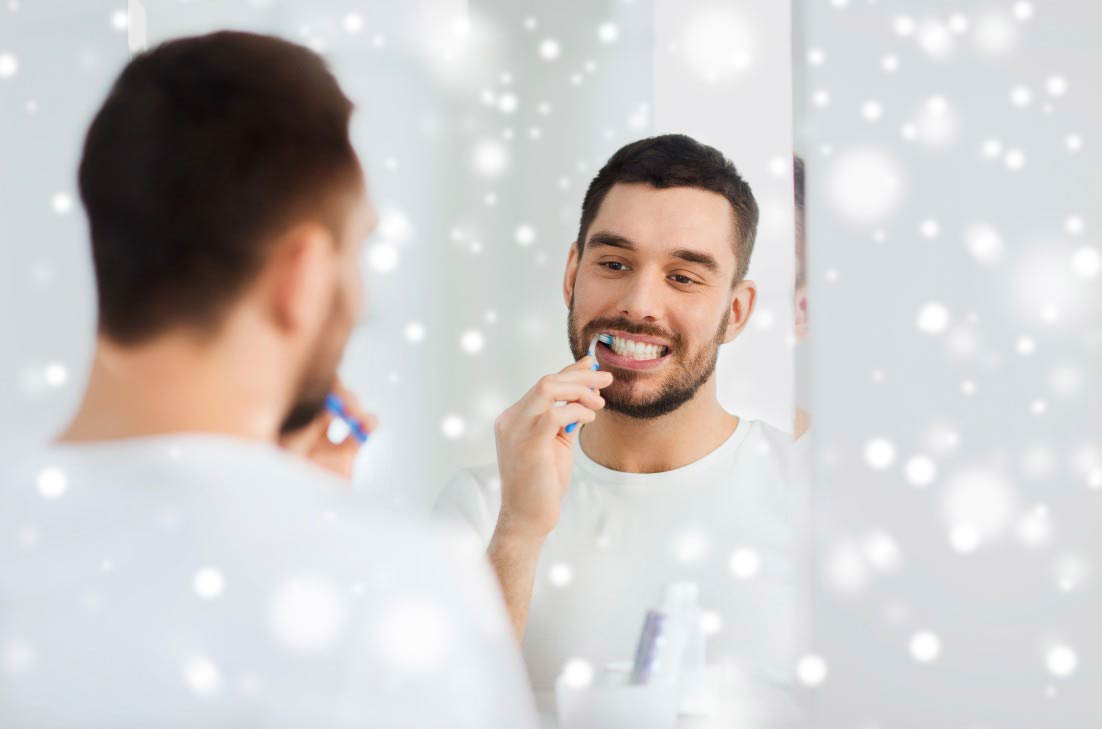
[{"xmin": 599, "ymin": 334, "xmax": 671, "ymax": 362}]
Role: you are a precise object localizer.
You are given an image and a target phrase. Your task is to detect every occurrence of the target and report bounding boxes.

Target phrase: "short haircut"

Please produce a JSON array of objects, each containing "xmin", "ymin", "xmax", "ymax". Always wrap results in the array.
[
  {"xmin": 78, "ymin": 31, "xmax": 360, "ymax": 344},
  {"xmin": 575, "ymin": 134, "xmax": 759, "ymax": 283}
]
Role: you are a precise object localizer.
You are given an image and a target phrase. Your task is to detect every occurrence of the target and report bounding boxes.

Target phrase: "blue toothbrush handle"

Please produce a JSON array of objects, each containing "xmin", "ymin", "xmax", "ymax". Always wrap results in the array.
[
  {"xmin": 564, "ymin": 360, "xmax": 600, "ymax": 434},
  {"xmin": 325, "ymin": 394, "xmax": 370, "ymax": 444}
]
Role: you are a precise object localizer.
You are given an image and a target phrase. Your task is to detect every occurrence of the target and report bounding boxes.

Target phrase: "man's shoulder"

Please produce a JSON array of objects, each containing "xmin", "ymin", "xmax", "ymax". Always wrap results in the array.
[
  {"xmin": 0, "ymin": 436, "xmax": 442, "ymax": 556},
  {"xmin": 729, "ymin": 418, "xmax": 811, "ymax": 527},
  {"xmin": 739, "ymin": 417, "xmax": 800, "ymax": 454},
  {"xmin": 455, "ymin": 462, "xmax": 501, "ymax": 486},
  {"xmin": 734, "ymin": 418, "xmax": 810, "ymax": 485},
  {"xmin": 441, "ymin": 462, "xmax": 501, "ymax": 501},
  {"xmin": 432, "ymin": 463, "xmax": 502, "ymax": 545},
  {"xmin": 0, "ymin": 435, "xmax": 345, "ymax": 509}
]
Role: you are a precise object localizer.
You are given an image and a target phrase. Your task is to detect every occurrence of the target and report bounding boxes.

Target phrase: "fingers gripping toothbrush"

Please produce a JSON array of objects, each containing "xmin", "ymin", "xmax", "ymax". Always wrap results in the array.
[{"xmin": 564, "ymin": 332, "xmax": 613, "ymax": 434}]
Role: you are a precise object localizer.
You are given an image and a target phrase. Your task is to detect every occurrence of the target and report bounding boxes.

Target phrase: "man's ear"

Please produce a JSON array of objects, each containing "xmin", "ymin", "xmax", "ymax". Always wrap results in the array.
[
  {"xmin": 562, "ymin": 242, "xmax": 580, "ymax": 308},
  {"xmin": 722, "ymin": 278, "xmax": 757, "ymax": 344},
  {"xmin": 264, "ymin": 223, "xmax": 333, "ymax": 335}
]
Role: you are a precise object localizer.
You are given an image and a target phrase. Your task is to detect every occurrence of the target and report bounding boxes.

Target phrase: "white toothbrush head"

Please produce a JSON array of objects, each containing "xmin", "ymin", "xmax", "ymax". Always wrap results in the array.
[{"xmin": 588, "ymin": 332, "xmax": 613, "ymax": 357}]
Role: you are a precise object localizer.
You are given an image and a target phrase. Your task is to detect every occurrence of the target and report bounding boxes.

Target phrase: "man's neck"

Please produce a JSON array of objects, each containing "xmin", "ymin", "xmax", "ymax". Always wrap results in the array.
[
  {"xmin": 578, "ymin": 379, "xmax": 739, "ymax": 474},
  {"xmin": 57, "ymin": 327, "xmax": 287, "ymax": 445}
]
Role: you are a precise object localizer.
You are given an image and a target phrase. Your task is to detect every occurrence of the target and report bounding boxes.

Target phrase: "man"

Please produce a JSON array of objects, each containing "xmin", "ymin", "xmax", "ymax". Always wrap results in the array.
[
  {"xmin": 793, "ymin": 155, "xmax": 810, "ymax": 438},
  {"xmin": 0, "ymin": 32, "xmax": 537, "ymax": 728},
  {"xmin": 436, "ymin": 135, "xmax": 810, "ymax": 723}
]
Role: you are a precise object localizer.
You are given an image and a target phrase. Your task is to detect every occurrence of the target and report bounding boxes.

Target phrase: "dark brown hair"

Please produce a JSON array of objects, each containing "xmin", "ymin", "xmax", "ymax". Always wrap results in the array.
[
  {"xmin": 576, "ymin": 134, "xmax": 759, "ymax": 283},
  {"xmin": 78, "ymin": 31, "xmax": 360, "ymax": 343}
]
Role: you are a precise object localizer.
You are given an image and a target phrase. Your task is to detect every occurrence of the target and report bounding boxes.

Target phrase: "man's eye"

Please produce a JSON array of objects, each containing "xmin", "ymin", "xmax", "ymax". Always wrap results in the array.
[
  {"xmin": 670, "ymin": 274, "xmax": 698, "ymax": 286},
  {"xmin": 602, "ymin": 261, "xmax": 629, "ymax": 271}
]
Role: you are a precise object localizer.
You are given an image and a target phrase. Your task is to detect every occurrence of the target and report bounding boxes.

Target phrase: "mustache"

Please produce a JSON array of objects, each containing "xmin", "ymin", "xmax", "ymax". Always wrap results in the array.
[{"xmin": 581, "ymin": 317, "xmax": 683, "ymax": 348}]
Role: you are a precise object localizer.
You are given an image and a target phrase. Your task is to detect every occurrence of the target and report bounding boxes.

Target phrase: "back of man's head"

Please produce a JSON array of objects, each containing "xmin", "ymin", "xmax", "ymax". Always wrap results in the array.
[{"xmin": 78, "ymin": 31, "xmax": 362, "ymax": 345}]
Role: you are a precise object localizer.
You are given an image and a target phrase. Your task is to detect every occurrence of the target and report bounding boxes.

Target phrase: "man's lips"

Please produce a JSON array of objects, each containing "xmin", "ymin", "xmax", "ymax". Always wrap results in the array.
[{"xmin": 595, "ymin": 339, "xmax": 672, "ymax": 371}]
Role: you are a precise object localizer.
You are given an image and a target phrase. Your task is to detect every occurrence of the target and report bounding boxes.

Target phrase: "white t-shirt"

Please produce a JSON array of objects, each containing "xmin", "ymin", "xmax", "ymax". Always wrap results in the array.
[
  {"xmin": 434, "ymin": 418, "xmax": 811, "ymax": 726},
  {"xmin": 0, "ymin": 434, "xmax": 538, "ymax": 729}
]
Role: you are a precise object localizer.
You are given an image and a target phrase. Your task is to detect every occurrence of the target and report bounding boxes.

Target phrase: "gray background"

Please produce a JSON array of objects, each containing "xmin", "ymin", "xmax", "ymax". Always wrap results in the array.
[{"xmin": 796, "ymin": 0, "xmax": 1101, "ymax": 725}]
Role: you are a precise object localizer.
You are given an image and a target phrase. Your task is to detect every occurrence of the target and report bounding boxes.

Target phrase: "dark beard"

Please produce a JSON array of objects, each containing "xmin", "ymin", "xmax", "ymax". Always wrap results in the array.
[
  {"xmin": 567, "ymin": 300, "xmax": 727, "ymax": 420},
  {"xmin": 278, "ymin": 390, "xmax": 330, "ymax": 436},
  {"xmin": 278, "ymin": 285, "xmax": 346, "ymax": 436}
]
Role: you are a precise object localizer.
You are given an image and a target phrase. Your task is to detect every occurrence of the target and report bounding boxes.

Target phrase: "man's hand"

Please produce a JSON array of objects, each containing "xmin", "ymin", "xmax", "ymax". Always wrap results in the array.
[
  {"xmin": 279, "ymin": 380, "xmax": 376, "ymax": 481},
  {"xmin": 493, "ymin": 356, "xmax": 612, "ymax": 539},
  {"xmin": 489, "ymin": 357, "xmax": 612, "ymax": 640}
]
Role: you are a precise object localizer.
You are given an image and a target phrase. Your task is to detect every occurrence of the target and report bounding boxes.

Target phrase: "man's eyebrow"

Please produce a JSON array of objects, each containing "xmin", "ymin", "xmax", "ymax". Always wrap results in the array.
[
  {"xmin": 588, "ymin": 232, "xmax": 722, "ymax": 274},
  {"xmin": 671, "ymin": 248, "xmax": 720, "ymax": 273},
  {"xmin": 585, "ymin": 231, "xmax": 635, "ymax": 251}
]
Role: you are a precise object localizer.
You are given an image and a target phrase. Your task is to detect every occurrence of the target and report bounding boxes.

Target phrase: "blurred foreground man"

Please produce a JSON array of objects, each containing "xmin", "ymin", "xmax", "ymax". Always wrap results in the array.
[{"xmin": 0, "ymin": 32, "xmax": 537, "ymax": 729}]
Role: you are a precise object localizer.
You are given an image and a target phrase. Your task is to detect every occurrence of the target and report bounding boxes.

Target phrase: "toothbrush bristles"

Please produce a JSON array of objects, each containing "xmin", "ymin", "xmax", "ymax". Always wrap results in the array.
[{"xmin": 588, "ymin": 332, "xmax": 612, "ymax": 357}]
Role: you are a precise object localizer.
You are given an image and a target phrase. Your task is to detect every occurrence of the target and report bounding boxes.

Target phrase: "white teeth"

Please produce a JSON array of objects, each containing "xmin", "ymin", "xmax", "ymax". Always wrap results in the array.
[{"xmin": 609, "ymin": 336, "xmax": 666, "ymax": 361}]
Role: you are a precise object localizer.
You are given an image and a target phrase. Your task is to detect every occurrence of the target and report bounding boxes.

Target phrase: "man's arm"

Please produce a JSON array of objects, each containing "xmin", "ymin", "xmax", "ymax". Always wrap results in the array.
[
  {"xmin": 487, "ymin": 523, "xmax": 546, "ymax": 640},
  {"xmin": 434, "ymin": 471, "xmax": 535, "ymax": 638},
  {"xmin": 488, "ymin": 357, "xmax": 613, "ymax": 642}
]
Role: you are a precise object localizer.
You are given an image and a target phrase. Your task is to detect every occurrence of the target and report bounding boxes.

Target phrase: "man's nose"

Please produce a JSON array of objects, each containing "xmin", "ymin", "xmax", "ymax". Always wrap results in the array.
[{"xmin": 616, "ymin": 273, "xmax": 663, "ymax": 322}]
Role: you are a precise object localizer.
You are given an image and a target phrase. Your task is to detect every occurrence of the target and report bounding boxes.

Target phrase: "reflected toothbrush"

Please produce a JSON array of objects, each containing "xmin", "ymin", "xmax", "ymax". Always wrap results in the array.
[
  {"xmin": 564, "ymin": 332, "xmax": 613, "ymax": 434},
  {"xmin": 325, "ymin": 393, "xmax": 370, "ymax": 444}
]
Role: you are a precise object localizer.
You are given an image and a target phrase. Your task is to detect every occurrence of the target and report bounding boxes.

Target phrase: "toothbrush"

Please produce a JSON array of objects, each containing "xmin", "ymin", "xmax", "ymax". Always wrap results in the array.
[
  {"xmin": 564, "ymin": 332, "xmax": 613, "ymax": 434},
  {"xmin": 324, "ymin": 393, "xmax": 370, "ymax": 444}
]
